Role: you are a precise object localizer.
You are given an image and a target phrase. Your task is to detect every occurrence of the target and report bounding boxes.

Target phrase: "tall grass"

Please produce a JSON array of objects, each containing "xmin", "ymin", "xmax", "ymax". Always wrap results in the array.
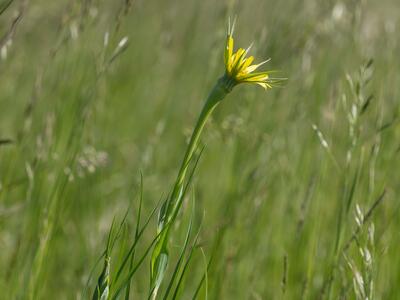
[{"xmin": 0, "ymin": 0, "xmax": 399, "ymax": 299}]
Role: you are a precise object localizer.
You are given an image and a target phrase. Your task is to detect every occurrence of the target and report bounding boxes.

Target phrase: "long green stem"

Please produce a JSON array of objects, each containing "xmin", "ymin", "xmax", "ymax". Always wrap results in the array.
[
  {"xmin": 149, "ymin": 75, "xmax": 234, "ymax": 299},
  {"xmin": 168, "ymin": 76, "xmax": 232, "ymax": 219}
]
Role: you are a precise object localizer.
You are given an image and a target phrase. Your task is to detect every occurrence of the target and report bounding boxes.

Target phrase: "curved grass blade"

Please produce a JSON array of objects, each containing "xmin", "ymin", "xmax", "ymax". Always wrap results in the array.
[
  {"xmin": 162, "ymin": 197, "xmax": 195, "ymax": 300},
  {"xmin": 110, "ymin": 226, "xmax": 169, "ymax": 300},
  {"xmin": 171, "ymin": 230, "xmax": 201, "ymax": 300},
  {"xmin": 124, "ymin": 172, "xmax": 145, "ymax": 300},
  {"xmin": 113, "ymin": 194, "xmax": 162, "ymax": 284}
]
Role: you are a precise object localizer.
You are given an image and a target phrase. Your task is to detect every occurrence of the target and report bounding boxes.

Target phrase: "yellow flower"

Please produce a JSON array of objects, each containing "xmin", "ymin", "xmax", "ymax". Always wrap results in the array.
[{"xmin": 224, "ymin": 20, "xmax": 280, "ymax": 89}]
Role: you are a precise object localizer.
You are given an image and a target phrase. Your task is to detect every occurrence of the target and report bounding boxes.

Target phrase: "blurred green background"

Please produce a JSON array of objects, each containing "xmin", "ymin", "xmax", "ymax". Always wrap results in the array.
[{"xmin": 0, "ymin": 0, "xmax": 399, "ymax": 299}]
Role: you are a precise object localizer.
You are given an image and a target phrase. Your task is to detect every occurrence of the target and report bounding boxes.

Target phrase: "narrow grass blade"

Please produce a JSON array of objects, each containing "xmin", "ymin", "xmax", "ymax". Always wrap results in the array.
[
  {"xmin": 111, "ymin": 226, "xmax": 169, "ymax": 300},
  {"xmin": 162, "ymin": 197, "xmax": 195, "ymax": 300},
  {"xmin": 114, "ymin": 195, "xmax": 162, "ymax": 283},
  {"xmin": 124, "ymin": 173, "xmax": 145, "ymax": 300}
]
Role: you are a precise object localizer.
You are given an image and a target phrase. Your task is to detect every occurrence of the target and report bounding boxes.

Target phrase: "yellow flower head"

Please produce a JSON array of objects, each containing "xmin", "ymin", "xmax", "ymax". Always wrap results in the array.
[{"xmin": 224, "ymin": 20, "xmax": 281, "ymax": 90}]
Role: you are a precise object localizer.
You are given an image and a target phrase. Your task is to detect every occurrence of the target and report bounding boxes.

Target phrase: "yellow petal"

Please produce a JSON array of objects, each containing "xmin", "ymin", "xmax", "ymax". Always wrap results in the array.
[
  {"xmin": 238, "ymin": 56, "xmax": 254, "ymax": 74},
  {"xmin": 240, "ymin": 71, "xmax": 269, "ymax": 80},
  {"xmin": 231, "ymin": 48, "xmax": 247, "ymax": 75},
  {"xmin": 245, "ymin": 58, "xmax": 271, "ymax": 73},
  {"xmin": 232, "ymin": 48, "xmax": 245, "ymax": 65},
  {"xmin": 225, "ymin": 35, "xmax": 234, "ymax": 71},
  {"xmin": 255, "ymin": 82, "xmax": 271, "ymax": 89},
  {"xmin": 239, "ymin": 75, "xmax": 269, "ymax": 83}
]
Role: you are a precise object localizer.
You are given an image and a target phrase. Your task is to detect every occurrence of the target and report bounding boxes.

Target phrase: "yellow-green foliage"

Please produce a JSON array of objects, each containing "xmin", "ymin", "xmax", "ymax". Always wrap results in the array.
[{"xmin": 0, "ymin": 0, "xmax": 399, "ymax": 299}]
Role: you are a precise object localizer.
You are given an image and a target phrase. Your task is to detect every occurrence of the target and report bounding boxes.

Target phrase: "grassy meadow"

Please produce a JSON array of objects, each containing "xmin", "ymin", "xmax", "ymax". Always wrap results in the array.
[{"xmin": 1, "ymin": 0, "xmax": 400, "ymax": 299}]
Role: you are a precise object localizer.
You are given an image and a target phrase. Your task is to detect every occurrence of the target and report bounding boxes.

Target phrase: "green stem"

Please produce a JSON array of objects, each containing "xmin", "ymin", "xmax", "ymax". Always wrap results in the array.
[
  {"xmin": 167, "ymin": 75, "xmax": 232, "ymax": 220},
  {"xmin": 149, "ymin": 75, "xmax": 234, "ymax": 299}
]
